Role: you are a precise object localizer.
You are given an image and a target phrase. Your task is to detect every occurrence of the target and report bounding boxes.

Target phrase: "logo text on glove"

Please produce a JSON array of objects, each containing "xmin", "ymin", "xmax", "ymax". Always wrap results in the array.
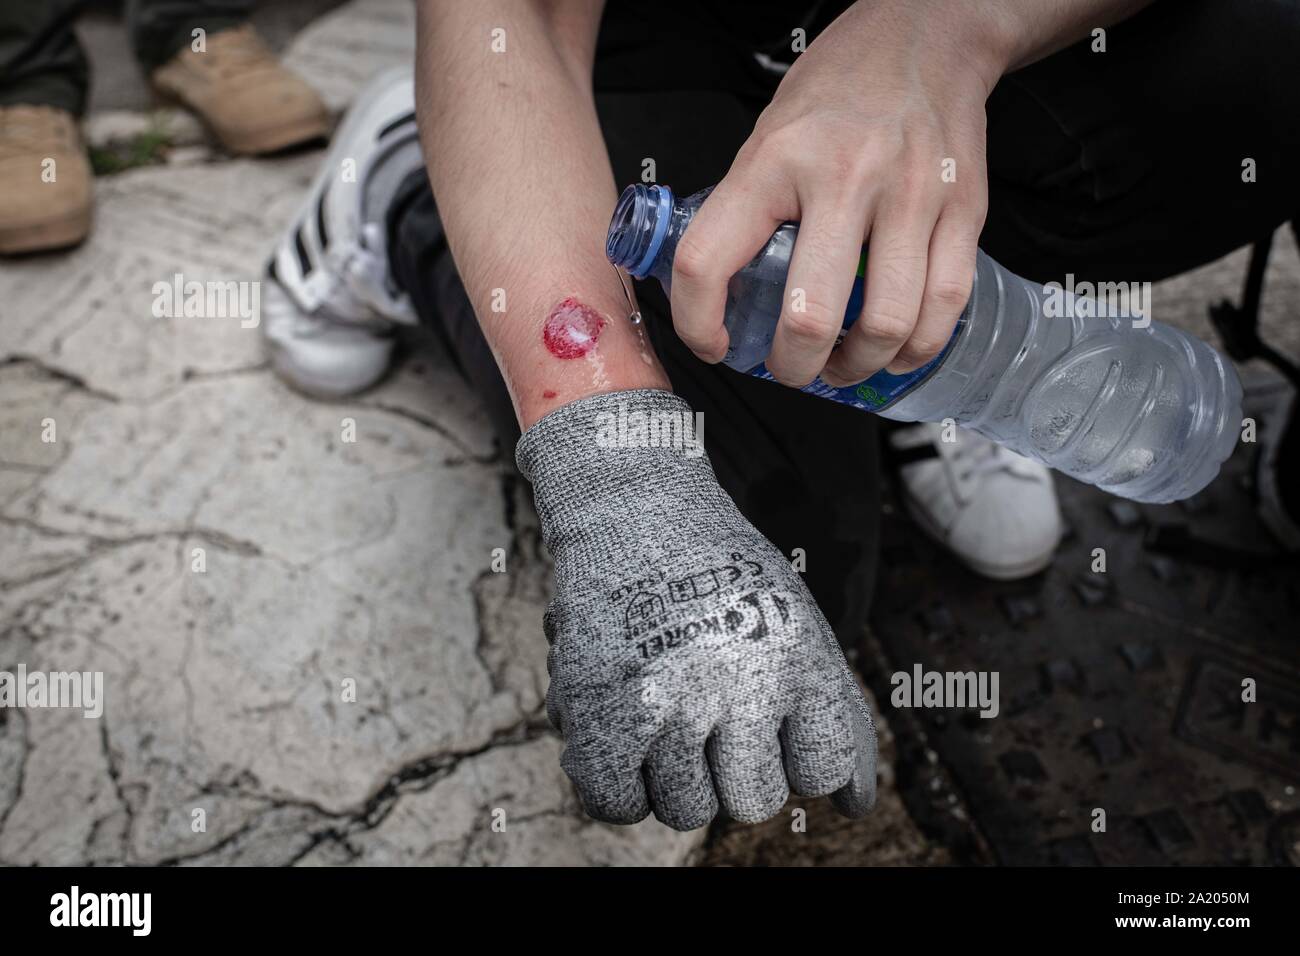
[{"xmin": 636, "ymin": 591, "xmax": 792, "ymax": 660}]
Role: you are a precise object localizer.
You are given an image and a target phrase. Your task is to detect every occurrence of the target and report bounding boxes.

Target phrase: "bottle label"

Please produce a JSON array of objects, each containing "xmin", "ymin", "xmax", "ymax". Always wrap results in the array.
[
  {"xmin": 747, "ymin": 359, "xmax": 946, "ymax": 411},
  {"xmin": 745, "ymin": 254, "xmax": 958, "ymax": 412}
]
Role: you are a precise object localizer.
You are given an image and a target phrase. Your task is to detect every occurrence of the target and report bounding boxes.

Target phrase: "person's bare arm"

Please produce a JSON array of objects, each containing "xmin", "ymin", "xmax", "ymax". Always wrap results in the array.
[
  {"xmin": 991, "ymin": 0, "xmax": 1156, "ymax": 71},
  {"xmin": 416, "ymin": 0, "xmax": 668, "ymax": 430}
]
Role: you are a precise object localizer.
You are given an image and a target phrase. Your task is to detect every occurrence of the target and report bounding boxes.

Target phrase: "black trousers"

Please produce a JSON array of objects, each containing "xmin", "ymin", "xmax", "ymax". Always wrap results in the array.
[
  {"xmin": 0, "ymin": 0, "xmax": 254, "ymax": 115},
  {"xmin": 388, "ymin": 0, "xmax": 1300, "ymax": 640}
]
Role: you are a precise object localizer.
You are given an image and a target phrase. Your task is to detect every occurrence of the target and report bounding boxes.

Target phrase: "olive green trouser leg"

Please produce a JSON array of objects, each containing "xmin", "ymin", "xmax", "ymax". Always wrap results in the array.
[
  {"xmin": 0, "ymin": 0, "xmax": 256, "ymax": 117},
  {"xmin": 0, "ymin": 0, "xmax": 89, "ymax": 115},
  {"xmin": 126, "ymin": 0, "xmax": 255, "ymax": 72}
]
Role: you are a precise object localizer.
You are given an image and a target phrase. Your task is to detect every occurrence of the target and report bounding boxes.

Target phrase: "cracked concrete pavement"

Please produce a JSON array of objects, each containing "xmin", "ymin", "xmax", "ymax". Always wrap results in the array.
[
  {"xmin": 4, "ymin": 0, "xmax": 1298, "ymax": 867},
  {"xmin": 0, "ymin": 0, "xmax": 707, "ymax": 867}
]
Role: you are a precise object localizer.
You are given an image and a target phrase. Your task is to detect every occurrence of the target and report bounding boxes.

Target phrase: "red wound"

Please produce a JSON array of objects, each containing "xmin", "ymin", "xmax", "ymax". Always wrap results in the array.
[
  {"xmin": 542, "ymin": 390, "xmax": 558, "ymax": 399},
  {"xmin": 543, "ymin": 297, "xmax": 606, "ymax": 359}
]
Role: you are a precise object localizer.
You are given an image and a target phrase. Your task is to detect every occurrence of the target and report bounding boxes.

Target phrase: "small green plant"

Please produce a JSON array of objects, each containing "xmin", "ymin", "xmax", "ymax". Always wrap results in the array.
[{"xmin": 88, "ymin": 124, "xmax": 171, "ymax": 175}]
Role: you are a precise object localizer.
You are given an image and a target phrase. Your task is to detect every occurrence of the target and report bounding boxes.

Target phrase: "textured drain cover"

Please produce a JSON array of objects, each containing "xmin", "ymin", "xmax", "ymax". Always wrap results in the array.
[{"xmin": 866, "ymin": 377, "xmax": 1300, "ymax": 865}]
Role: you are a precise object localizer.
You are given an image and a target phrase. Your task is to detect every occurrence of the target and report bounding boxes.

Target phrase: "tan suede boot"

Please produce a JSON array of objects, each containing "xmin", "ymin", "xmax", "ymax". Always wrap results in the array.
[
  {"xmin": 0, "ymin": 105, "xmax": 93, "ymax": 255},
  {"xmin": 150, "ymin": 24, "xmax": 330, "ymax": 155}
]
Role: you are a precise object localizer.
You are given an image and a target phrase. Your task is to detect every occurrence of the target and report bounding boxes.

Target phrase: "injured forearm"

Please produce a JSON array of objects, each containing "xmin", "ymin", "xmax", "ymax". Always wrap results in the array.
[{"xmin": 415, "ymin": 0, "xmax": 670, "ymax": 430}]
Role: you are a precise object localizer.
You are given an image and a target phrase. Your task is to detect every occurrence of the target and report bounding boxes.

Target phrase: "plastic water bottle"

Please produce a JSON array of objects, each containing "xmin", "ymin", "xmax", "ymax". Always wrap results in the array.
[{"xmin": 606, "ymin": 183, "xmax": 1242, "ymax": 503}]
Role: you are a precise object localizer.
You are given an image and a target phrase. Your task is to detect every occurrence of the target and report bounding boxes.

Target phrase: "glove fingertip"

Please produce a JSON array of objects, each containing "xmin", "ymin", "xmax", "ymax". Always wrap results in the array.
[
  {"xmin": 579, "ymin": 787, "xmax": 653, "ymax": 826},
  {"xmin": 561, "ymin": 746, "xmax": 653, "ymax": 826},
  {"xmin": 830, "ymin": 707, "xmax": 878, "ymax": 818}
]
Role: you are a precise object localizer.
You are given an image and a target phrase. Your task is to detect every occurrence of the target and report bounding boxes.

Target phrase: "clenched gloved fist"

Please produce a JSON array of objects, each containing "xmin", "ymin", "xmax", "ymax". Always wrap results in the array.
[{"xmin": 516, "ymin": 389, "xmax": 876, "ymax": 830}]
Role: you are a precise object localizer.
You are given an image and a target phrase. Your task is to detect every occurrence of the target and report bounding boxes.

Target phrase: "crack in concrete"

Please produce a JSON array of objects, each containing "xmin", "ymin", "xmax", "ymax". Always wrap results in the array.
[
  {"xmin": 469, "ymin": 471, "xmax": 542, "ymax": 701},
  {"xmin": 0, "ymin": 555, "xmax": 94, "ymax": 593},
  {"xmin": 452, "ymin": 777, "xmax": 576, "ymax": 867},
  {"xmin": 470, "ymin": 578, "xmax": 509, "ymax": 699},
  {"xmin": 358, "ymin": 400, "xmax": 497, "ymax": 464},
  {"xmin": 0, "ymin": 517, "xmax": 266, "ymax": 601},
  {"xmin": 340, "ymin": 602, "xmax": 410, "ymax": 746},
  {"xmin": 2, "ymin": 515, "xmax": 263, "ymax": 557},
  {"xmin": 1, "ymin": 352, "xmax": 274, "ymax": 408},
  {"xmin": 177, "ymin": 621, "xmax": 199, "ymax": 762},
  {"xmin": 33, "ymin": 694, "xmax": 554, "ymax": 867},
  {"xmin": 2, "ymin": 355, "xmax": 121, "ymax": 405},
  {"xmin": 96, "ymin": 718, "xmax": 138, "ymax": 859},
  {"xmin": 179, "ymin": 362, "xmax": 272, "ymax": 382},
  {"xmin": 255, "ymin": 722, "xmax": 553, "ymax": 867},
  {"xmin": 0, "ymin": 506, "xmax": 533, "ymax": 859},
  {"xmin": 0, "ymin": 709, "xmax": 31, "ymax": 841},
  {"xmin": 149, "ymin": 815, "xmax": 266, "ymax": 867}
]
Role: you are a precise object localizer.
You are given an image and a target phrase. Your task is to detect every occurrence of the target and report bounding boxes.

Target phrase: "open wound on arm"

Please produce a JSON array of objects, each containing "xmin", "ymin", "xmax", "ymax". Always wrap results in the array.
[{"xmin": 543, "ymin": 297, "xmax": 606, "ymax": 358}]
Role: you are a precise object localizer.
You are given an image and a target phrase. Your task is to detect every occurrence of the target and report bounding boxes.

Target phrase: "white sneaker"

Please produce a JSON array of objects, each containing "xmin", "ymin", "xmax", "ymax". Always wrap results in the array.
[
  {"xmin": 889, "ymin": 422, "xmax": 1063, "ymax": 580},
  {"xmin": 263, "ymin": 65, "xmax": 422, "ymax": 398}
]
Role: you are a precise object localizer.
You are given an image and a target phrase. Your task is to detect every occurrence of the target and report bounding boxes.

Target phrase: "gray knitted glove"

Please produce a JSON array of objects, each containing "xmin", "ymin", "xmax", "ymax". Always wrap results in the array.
[{"xmin": 516, "ymin": 389, "xmax": 876, "ymax": 831}]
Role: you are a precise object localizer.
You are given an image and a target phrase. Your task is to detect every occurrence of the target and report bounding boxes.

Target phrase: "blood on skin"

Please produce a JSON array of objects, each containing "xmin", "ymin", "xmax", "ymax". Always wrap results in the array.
[
  {"xmin": 543, "ymin": 297, "xmax": 606, "ymax": 359},
  {"xmin": 542, "ymin": 390, "xmax": 558, "ymax": 399}
]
